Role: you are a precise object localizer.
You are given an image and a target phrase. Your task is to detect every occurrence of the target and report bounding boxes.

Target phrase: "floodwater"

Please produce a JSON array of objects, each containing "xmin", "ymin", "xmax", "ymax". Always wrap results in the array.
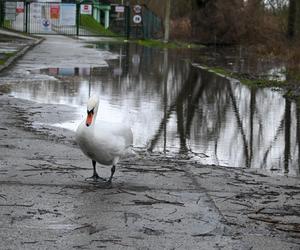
[{"xmin": 2, "ymin": 42, "xmax": 300, "ymax": 176}]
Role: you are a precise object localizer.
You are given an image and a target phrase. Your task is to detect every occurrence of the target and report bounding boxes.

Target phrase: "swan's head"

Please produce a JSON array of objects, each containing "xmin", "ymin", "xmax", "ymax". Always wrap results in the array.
[{"xmin": 86, "ymin": 95, "xmax": 99, "ymax": 127}]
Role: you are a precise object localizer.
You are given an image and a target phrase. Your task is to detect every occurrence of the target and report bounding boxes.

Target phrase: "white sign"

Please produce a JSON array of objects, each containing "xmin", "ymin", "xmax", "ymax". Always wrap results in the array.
[
  {"xmin": 16, "ymin": 2, "xmax": 24, "ymax": 14},
  {"xmin": 133, "ymin": 5, "xmax": 142, "ymax": 14},
  {"xmin": 115, "ymin": 6, "xmax": 124, "ymax": 13},
  {"xmin": 80, "ymin": 4, "xmax": 92, "ymax": 15},
  {"xmin": 42, "ymin": 18, "xmax": 51, "ymax": 31},
  {"xmin": 5, "ymin": 2, "xmax": 17, "ymax": 21},
  {"xmin": 133, "ymin": 14, "xmax": 142, "ymax": 24},
  {"xmin": 60, "ymin": 4, "xmax": 76, "ymax": 26},
  {"xmin": 31, "ymin": 3, "xmax": 41, "ymax": 21}
]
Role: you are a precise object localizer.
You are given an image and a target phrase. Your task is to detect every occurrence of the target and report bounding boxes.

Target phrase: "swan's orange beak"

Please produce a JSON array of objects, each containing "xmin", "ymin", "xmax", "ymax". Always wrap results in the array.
[{"xmin": 86, "ymin": 113, "xmax": 93, "ymax": 127}]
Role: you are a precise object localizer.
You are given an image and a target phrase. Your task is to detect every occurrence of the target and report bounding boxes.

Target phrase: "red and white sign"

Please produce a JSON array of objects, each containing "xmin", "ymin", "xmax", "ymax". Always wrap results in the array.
[
  {"xmin": 16, "ymin": 2, "xmax": 24, "ymax": 14},
  {"xmin": 80, "ymin": 4, "xmax": 92, "ymax": 15},
  {"xmin": 133, "ymin": 5, "xmax": 141, "ymax": 14},
  {"xmin": 50, "ymin": 4, "xmax": 60, "ymax": 19}
]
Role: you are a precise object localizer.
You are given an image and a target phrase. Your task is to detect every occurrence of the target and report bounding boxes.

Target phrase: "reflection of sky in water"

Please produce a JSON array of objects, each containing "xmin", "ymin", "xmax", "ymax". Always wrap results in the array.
[
  {"xmin": 7, "ymin": 43, "xmax": 300, "ymax": 177},
  {"xmin": 10, "ymin": 79, "xmax": 164, "ymax": 150}
]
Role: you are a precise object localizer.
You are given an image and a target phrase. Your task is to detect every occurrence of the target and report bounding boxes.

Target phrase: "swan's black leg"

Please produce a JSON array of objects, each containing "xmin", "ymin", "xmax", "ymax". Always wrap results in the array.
[
  {"xmin": 92, "ymin": 160, "xmax": 99, "ymax": 178},
  {"xmin": 107, "ymin": 165, "xmax": 116, "ymax": 183},
  {"xmin": 85, "ymin": 160, "xmax": 105, "ymax": 182}
]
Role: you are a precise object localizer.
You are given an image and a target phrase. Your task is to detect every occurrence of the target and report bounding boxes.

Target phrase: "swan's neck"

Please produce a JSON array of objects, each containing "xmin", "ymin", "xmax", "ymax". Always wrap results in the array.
[{"xmin": 91, "ymin": 111, "xmax": 98, "ymax": 126}]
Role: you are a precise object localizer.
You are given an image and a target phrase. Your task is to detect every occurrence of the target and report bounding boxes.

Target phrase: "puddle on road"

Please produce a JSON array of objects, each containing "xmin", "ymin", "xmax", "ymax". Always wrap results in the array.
[
  {"xmin": 1, "ymin": 42, "xmax": 299, "ymax": 177},
  {"xmin": 30, "ymin": 67, "xmax": 93, "ymax": 77}
]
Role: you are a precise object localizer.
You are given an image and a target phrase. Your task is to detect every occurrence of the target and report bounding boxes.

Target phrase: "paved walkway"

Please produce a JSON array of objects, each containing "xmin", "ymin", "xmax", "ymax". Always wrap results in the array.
[{"xmin": 0, "ymin": 28, "xmax": 40, "ymax": 72}]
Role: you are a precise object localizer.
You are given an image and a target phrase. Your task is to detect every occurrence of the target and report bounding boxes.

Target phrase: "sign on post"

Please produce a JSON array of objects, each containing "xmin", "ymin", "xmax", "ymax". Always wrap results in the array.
[
  {"xmin": 115, "ymin": 6, "xmax": 124, "ymax": 13},
  {"xmin": 133, "ymin": 14, "xmax": 142, "ymax": 24},
  {"xmin": 133, "ymin": 5, "xmax": 141, "ymax": 14},
  {"xmin": 132, "ymin": 5, "xmax": 142, "ymax": 24},
  {"xmin": 80, "ymin": 4, "xmax": 92, "ymax": 15}
]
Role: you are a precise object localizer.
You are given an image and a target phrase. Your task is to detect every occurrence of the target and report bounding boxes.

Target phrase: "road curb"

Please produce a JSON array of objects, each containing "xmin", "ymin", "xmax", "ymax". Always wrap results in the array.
[{"xmin": 0, "ymin": 36, "xmax": 44, "ymax": 73}]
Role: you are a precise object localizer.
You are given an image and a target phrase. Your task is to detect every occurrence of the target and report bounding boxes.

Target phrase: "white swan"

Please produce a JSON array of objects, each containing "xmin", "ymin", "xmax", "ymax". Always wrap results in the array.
[{"xmin": 76, "ymin": 95, "xmax": 133, "ymax": 183}]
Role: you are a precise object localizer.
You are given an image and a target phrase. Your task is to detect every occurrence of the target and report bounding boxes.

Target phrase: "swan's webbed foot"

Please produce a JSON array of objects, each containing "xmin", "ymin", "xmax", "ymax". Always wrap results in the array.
[
  {"xmin": 85, "ymin": 160, "xmax": 106, "ymax": 182},
  {"xmin": 85, "ymin": 173, "xmax": 106, "ymax": 182},
  {"xmin": 104, "ymin": 165, "xmax": 116, "ymax": 188},
  {"xmin": 104, "ymin": 179, "xmax": 112, "ymax": 188}
]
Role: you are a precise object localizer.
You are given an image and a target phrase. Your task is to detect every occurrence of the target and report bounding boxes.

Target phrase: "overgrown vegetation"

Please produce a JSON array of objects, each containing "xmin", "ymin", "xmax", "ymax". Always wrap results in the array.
[
  {"xmin": 0, "ymin": 52, "xmax": 16, "ymax": 65},
  {"xmin": 137, "ymin": 0, "xmax": 299, "ymax": 44},
  {"xmin": 79, "ymin": 15, "xmax": 116, "ymax": 36},
  {"xmin": 3, "ymin": 20, "xmax": 11, "ymax": 28},
  {"xmin": 136, "ymin": 39, "xmax": 202, "ymax": 49},
  {"xmin": 205, "ymin": 66, "xmax": 287, "ymax": 88},
  {"xmin": 135, "ymin": 0, "xmax": 300, "ymax": 94}
]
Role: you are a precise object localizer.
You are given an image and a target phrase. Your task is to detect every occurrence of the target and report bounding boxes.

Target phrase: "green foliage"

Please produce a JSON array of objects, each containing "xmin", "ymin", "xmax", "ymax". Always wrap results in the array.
[
  {"xmin": 208, "ymin": 66, "xmax": 287, "ymax": 88},
  {"xmin": 0, "ymin": 52, "xmax": 16, "ymax": 65},
  {"xmin": 79, "ymin": 15, "xmax": 115, "ymax": 36},
  {"xmin": 0, "ymin": 84, "xmax": 11, "ymax": 93},
  {"xmin": 136, "ymin": 39, "xmax": 203, "ymax": 49},
  {"xmin": 3, "ymin": 20, "xmax": 11, "ymax": 28},
  {"xmin": 285, "ymin": 69, "xmax": 300, "ymax": 82}
]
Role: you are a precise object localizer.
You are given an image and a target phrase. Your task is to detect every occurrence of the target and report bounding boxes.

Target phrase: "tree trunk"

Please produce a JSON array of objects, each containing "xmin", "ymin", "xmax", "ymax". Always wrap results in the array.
[
  {"xmin": 164, "ymin": 0, "xmax": 171, "ymax": 43},
  {"xmin": 288, "ymin": 0, "xmax": 296, "ymax": 38},
  {"xmin": 296, "ymin": 0, "xmax": 300, "ymax": 38}
]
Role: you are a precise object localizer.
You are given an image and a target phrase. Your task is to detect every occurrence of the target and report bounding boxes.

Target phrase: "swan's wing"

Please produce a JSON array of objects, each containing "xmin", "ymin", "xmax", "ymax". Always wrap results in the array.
[
  {"xmin": 93, "ymin": 123, "xmax": 130, "ymax": 155},
  {"xmin": 96, "ymin": 121, "xmax": 133, "ymax": 147}
]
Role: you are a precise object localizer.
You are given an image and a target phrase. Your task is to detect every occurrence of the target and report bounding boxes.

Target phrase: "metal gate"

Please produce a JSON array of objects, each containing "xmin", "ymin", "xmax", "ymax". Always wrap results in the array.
[
  {"xmin": 0, "ymin": 0, "xmax": 131, "ymax": 37},
  {"xmin": 0, "ymin": 0, "xmax": 162, "ymax": 38}
]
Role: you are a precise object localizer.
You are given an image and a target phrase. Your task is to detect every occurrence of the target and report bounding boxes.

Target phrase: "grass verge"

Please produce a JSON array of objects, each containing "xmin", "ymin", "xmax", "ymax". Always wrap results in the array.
[
  {"xmin": 79, "ymin": 15, "xmax": 116, "ymax": 36},
  {"xmin": 207, "ymin": 66, "xmax": 287, "ymax": 88},
  {"xmin": 136, "ymin": 39, "xmax": 204, "ymax": 49},
  {"xmin": 0, "ymin": 52, "xmax": 16, "ymax": 65}
]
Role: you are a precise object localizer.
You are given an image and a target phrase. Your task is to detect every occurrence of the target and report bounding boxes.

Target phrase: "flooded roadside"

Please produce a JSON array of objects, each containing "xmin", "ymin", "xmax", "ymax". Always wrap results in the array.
[
  {"xmin": 0, "ymin": 35, "xmax": 299, "ymax": 249},
  {"xmin": 1, "ymin": 40, "xmax": 299, "ymax": 177}
]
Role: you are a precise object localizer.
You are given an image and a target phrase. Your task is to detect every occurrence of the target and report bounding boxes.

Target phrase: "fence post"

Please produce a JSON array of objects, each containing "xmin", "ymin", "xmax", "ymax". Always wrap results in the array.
[
  {"xmin": 0, "ymin": 1, "xmax": 3, "ymax": 28},
  {"xmin": 25, "ymin": 0, "xmax": 29, "ymax": 33},
  {"xmin": 126, "ymin": 5, "xmax": 130, "ymax": 39},
  {"xmin": 0, "ymin": 1, "xmax": 2, "ymax": 27},
  {"xmin": 76, "ymin": 3, "xmax": 80, "ymax": 36}
]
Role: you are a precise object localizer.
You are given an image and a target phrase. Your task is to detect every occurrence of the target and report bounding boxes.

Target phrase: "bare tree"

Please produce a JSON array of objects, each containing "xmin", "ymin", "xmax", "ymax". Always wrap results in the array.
[
  {"xmin": 164, "ymin": 0, "xmax": 171, "ymax": 42},
  {"xmin": 288, "ymin": 0, "xmax": 296, "ymax": 38}
]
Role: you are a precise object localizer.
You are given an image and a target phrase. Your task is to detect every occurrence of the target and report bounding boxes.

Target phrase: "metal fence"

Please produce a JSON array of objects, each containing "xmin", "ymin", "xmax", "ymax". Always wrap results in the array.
[{"xmin": 0, "ymin": 0, "xmax": 162, "ymax": 39}]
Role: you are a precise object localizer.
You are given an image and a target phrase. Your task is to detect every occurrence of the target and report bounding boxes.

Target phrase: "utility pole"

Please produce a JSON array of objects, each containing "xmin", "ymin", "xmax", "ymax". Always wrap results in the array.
[{"xmin": 164, "ymin": 0, "xmax": 171, "ymax": 43}]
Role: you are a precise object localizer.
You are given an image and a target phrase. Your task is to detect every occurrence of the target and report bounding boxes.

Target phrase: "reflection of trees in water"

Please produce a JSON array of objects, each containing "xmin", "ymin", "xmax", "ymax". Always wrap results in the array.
[
  {"xmin": 228, "ymin": 83, "xmax": 250, "ymax": 167},
  {"xmin": 148, "ymin": 58, "xmax": 299, "ymax": 175},
  {"xmin": 148, "ymin": 65, "xmax": 231, "ymax": 155},
  {"xmin": 297, "ymin": 105, "xmax": 300, "ymax": 173},
  {"xmin": 10, "ymin": 42, "xmax": 300, "ymax": 176},
  {"xmin": 284, "ymin": 99, "xmax": 291, "ymax": 174},
  {"xmin": 201, "ymin": 46, "xmax": 286, "ymax": 78}
]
